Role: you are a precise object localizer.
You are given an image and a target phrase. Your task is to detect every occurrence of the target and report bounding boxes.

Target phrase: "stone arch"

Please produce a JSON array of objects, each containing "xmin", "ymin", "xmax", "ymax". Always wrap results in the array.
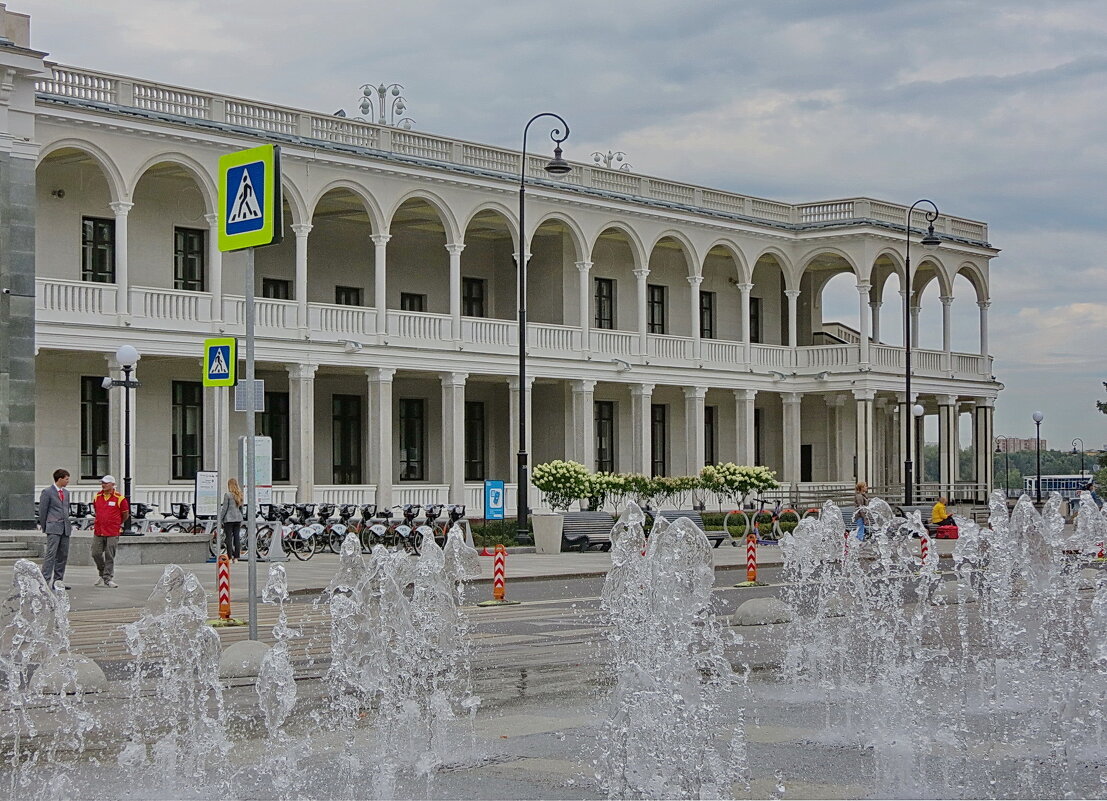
[
  {"xmin": 127, "ymin": 151, "xmax": 217, "ymax": 215},
  {"xmin": 752, "ymin": 246, "xmax": 795, "ymax": 289},
  {"xmin": 701, "ymin": 237, "xmax": 751, "ymax": 283},
  {"xmin": 531, "ymin": 210, "xmax": 586, "ymax": 264},
  {"xmin": 954, "ymin": 260, "xmax": 988, "ymax": 303},
  {"xmin": 279, "ymin": 177, "xmax": 309, "ymax": 228},
  {"xmin": 647, "ymin": 229, "xmax": 700, "ymax": 278},
  {"xmin": 386, "ymin": 189, "xmax": 461, "ymax": 243},
  {"xmin": 586, "ymin": 221, "xmax": 647, "ymax": 273},
  {"xmin": 37, "ymin": 138, "xmax": 126, "ymax": 203},
  {"xmin": 308, "ymin": 178, "xmax": 385, "ymax": 234},
  {"xmin": 463, "ymin": 200, "xmax": 520, "ymax": 253},
  {"xmin": 795, "ymin": 246, "xmax": 861, "ymax": 284}
]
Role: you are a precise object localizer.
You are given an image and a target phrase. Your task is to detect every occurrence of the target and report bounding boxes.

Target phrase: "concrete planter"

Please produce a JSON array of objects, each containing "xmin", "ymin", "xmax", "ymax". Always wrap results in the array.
[{"xmin": 532, "ymin": 513, "xmax": 565, "ymax": 554}]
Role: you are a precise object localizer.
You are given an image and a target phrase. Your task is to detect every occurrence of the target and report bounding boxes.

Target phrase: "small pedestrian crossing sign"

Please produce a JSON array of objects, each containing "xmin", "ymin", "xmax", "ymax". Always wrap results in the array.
[
  {"xmin": 218, "ymin": 144, "xmax": 282, "ymax": 252},
  {"xmin": 203, "ymin": 337, "xmax": 237, "ymax": 387}
]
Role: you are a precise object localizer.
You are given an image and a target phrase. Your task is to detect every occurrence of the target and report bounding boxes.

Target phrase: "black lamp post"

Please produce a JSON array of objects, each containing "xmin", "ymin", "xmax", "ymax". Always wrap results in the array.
[
  {"xmin": 1032, "ymin": 410, "xmax": 1044, "ymax": 504},
  {"xmin": 1072, "ymin": 437, "xmax": 1085, "ymax": 479},
  {"xmin": 903, "ymin": 199, "xmax": 941, "ymax": 506},
  {"xmin": 103, "ymin": 344, "xmax": 141, "ymax": 530},
  {"xmin": 995, "ymin": 434, "xmax": 1009, "ymax": 499},
  {"xmin": 517, "ymin": 113, "xmax": 571, "ymax": 542}
]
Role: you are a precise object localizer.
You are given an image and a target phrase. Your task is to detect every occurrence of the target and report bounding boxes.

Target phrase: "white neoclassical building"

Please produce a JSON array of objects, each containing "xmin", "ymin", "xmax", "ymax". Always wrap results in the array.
[{"xmin": 0, "ymin": 7, "xmax": 1002, "ymax": 521}]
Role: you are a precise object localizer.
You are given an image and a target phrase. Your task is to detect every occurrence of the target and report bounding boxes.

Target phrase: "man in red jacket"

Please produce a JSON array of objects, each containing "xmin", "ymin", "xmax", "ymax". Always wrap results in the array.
[{"xmin": 91, "ymin": 475, "xmax": 129, "ymax": 588}]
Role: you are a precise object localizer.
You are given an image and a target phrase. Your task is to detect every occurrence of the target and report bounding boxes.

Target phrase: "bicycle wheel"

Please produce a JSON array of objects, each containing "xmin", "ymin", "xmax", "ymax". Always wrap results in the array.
[
  {"xmin": 208, "ymin": 528, "xmax": 220, "ymax": 558},
  {"xmin": 255, "ymin": 526, "xmax": 272, "ymax": 558},
  {"xmin": 291, "ymin": 531, "xmax": 314, "ymax": 561}
]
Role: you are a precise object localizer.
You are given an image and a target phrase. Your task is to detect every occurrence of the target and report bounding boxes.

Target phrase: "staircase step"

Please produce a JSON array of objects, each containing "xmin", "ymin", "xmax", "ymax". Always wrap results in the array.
[{"xmin": 0, "ymin": 550, "xmax": 41, "ymax": 561}]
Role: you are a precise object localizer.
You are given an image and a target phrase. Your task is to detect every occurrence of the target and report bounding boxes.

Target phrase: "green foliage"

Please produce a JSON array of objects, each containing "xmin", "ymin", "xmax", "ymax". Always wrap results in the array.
[
  {"xmin": 1097, "ymin": 380, "xmax": 1106, "ymax": 415},
  {"xmin": 470, "ymin": 518, "xmax": 528, "ymax": 546},
  {"xmin": 701, "ymin": 511, "xmax": 749, "ymax": 537},
  {"xmin": 531, "ymin": 459, "xmax": 591, "ymax": 511}
]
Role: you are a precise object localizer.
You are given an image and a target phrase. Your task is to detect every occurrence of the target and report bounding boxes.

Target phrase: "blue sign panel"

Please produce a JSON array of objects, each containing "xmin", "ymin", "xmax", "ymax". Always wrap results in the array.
[
  {"xmin": 484, "ymin": 479, "xmax": 505, "ymax": 520},
  {"xmin": 224, "ymin": 160, "xmax": 267, "ymax": 237}
]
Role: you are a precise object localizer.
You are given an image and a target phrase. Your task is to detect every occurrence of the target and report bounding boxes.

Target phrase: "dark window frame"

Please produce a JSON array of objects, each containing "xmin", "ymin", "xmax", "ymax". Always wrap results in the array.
[
  {"xmin": 80, "ymin": 376, "xmax": 110, "ymax": 480},
  {"xmin": 594, "ymin": 277, "xmax": 615, "ymax": 330},
  {"xmin": 704, "ymin": 405, "xmax": 717, "ymax": 466},
  {"xmin": 171, "ymin": 381, "xmax": 204, "ymax": 481},
  {"xmin": 595, "ymin": 400, "xmax": 616, "ymax": 473},
  {"xmin": 173, "ymin": 226, "xmax": 206, "ymax": 292},
  {"xmin": 261, "ymin": 277, "xmax": 292, "ymax": 300},
  {"xmin": 461, "ymin": 277, "xmax": 487, "ymax": 317},
  {"xmin": 331, "ymin": 394, "xmax": 363, "ymax": 484},
  {"xmin": 334, "ymin": 285, "xmax": 363, "ymax": 306},
  {"xmin": 400, "ymin": 292, "xmax": 426, "ymax": 312},
  {"xmin": 81, "ymin": 217, "xmax": 115, "ymax": 283},
  {"xmin": 260, "ymin": 391, "xmax": 290, "ymax": 482},
  {"xmin": 650, "ymin": 403, "xmax": 668, "ymax": 477},
  {"xmin": 647, "ymin": 284, "xmax": 667, "ymax": 334},
  {"xmin": 750, "ymin": 296, "xmax": 762, "ymax": 344},
  {"xmin": 398, "ymin": 398, "xmax": 426, "ymax": 481},
  {"xmin": 699, "ymin": 290, "xmax": 716, "ymax": 339},
  {"xmin": 464, "ymin": 401, "xmax": 486, "ymax": 482}
]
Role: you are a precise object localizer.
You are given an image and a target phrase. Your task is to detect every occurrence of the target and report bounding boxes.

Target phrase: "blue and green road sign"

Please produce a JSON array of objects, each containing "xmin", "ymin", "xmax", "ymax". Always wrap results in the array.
[{"xmin": 217, "ymin": 144, "xmax": 282, "ymax": 252}]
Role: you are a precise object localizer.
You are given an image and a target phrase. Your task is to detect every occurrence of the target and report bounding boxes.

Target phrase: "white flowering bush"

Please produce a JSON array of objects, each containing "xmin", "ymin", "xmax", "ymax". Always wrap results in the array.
[
  {"xmin": 587, "ymin": 472, "xmax": 629, "ymax": 511},
  {"xmin": 532, "ymin": 460, "xmax": 592, "ymax": 512},
  {"xmin": 700, "ymin": 463, "xmax": 779, "ymax": 506}
]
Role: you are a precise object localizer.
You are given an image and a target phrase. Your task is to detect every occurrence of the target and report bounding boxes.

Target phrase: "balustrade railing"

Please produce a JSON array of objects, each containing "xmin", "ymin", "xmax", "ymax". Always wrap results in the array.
[
  {"xmin": 590, "ymin": 329, "xmax": 636, "ymax": 356},
  {"xmin": 312, "ymin": 303, "xmax": 376, "ymax": 336},
  {"xmin": 532, "ymin": 323, "xmax": 578, "ymax": 352},
  {"xmin": 701, "ymin": 339, "xmax": 743, "ymax": 364},
  {"xmin": 750, "ymin": 343, "xmax": 792, "ymax": 368},
  {"xmin": 795, "ymin": 344, "xmax": 855, "ymax": 368},
  {"xmin": 133, "ymin": 286, "xmax": 210, "ymax": 322},
  {"xmin": 35, "ymin": 64, "xmax": 989, "ymax": 241},
  {"xmin": 387, "ymin": 310, "xmax": 450, "ymax": 341},
  {"xmin": 650, "ymin": 334, "xmax": 693, "ymax": 361},
  {"xmin": 36, "ymin": 278, "xmax": 117, "ymax": 316},
  {"xmin": 462, "ymin": 317, "xmax": 514, "ymax": 347}
]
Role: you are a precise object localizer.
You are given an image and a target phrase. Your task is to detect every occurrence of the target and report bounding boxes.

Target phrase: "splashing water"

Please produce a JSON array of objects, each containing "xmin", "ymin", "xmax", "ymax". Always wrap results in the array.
[{"xmin": 597, "ymin": 502, "xmax": 747, "ymax": 799}]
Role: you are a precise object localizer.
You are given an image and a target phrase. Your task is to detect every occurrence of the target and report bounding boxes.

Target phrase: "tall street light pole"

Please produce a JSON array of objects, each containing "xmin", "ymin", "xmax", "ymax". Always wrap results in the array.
[
  {"xmin": 994, "ymin": 435, "xmax": 1009, "ymax": 499},
  {"xmin": 1032, "ymin": 410, "xmax": 1044, "ymax": 504},
  {"xmin": 517, "ymin": 113, "xmax": 571, "ymax": 543},
  {"xmin": 1072, "ymin": 437, "xmax": 1085, "ymax": 479},
  {"xmin": 903, "ymin": 200, "xmax": 941, "ymax": 506}
]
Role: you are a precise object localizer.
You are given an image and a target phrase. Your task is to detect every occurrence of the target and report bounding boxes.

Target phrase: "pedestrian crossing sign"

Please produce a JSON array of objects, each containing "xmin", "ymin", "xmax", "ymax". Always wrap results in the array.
[
  {"xmin": 203, "ymin": 337, "xmax": 237, "ymax": 387},
  {"xmin": 217, "ymin": 144, "xmax": 282, "ymax": 252}
]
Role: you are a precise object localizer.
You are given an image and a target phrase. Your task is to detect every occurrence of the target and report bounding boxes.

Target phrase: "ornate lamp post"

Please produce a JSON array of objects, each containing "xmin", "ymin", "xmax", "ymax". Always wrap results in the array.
[
  {"xmin": 102, "ymin": 344, "xmax": 141, "ymax": 525},
  {"xmin": 517, "ymin": 113, "xmax": 571, "ymax": 543},
  {"xmin": 1072, "ymin": 437, "xmax": 1085, "ymax": 479},
  {"xmin": 995, "ymin": 434, "xmax": 1010, "ymax": 499},
  {"xmin": 591, "ymin": 150, "xmax": 632, "ymax": 171},
  {"xmin": 903, "ymin": 199, "xmax": 941, "ymax": 506},
  {"xmin": 1032, "ymin": 410, "xmax": 1045, "ymax": 504},
  {"xmin": 356, "ymin": 82, "xmax": 415, "ymax": 129}
]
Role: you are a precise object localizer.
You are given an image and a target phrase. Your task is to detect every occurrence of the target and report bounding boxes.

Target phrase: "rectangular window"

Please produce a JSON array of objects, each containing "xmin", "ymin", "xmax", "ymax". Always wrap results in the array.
[
  {"xmin": 650, "ymin": 403, "xmax": 668, "ymax": 477},
  {"xmin": 81, "ymin": 217, "xmax": 115, "ymax": 283},
  {"xmin": 400, "ymin": 292, "xmax": 426, "ymax": 312},
  {"xmin": 464, "ymin": 401, "xmax": 486, "ymax": 482},
  {"xmin": 331, "ymin": 394, "xmax": 363, "ymax": 484},
  {"xmin": 462, "ymin": 277, "xmax": 486, "ymax": 317},
  {"xmin": 700, "ymin": 291, "xmax": 716, "ymax": 339},
  {"xmin": 79, "ymin": 376, "xmax": 110, "ymax": 480},
  {"xmin": 171, "ymin": 381, "xmax": 203, "ymax": 481},
  {"xmin": 647, "ymin": 284, "xmax": 667, "ymax": 334},
  {"xmin": 750, "ymin": 297, "xmax": 762, "ymax": 344},
  {"xmin": 704, "ymin": 405, "xmax": 717, "ymax": 466},
  {"xmin": 594, "ymin": 277, "xmax": 615, "ymax": 330},
  {"xmin": 595, "ymin": 400, "xmax": 616, "ymax": 473},
  {"xmin": 173, "ymin": 227, "xmax": 206, "ymax": 291},
  {"xmin": 261, "ymin": 278, "xmax": 291, "ymax": 300},
  {"xmin": 754, "ymin": 408, "xmax": 763, "ymax": 466},
  {"xmin": 334, "ymin": 285, "xmax": 362, "ymax": 306},
  {"xmin": 260, "ymin": 391, "xmax": 290, "ymax": 482},
  {"xmin": 399, "ymin": 398, "xmax": 426, "ymax": 481}
]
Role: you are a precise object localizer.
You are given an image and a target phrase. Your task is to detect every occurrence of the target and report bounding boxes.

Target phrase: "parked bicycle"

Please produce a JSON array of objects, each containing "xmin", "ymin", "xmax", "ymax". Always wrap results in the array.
[
  {"xmin": 323, "ymin": 504, "xmax": 359, "ymax": 553},
  {"xmin": 256, "ymin": 503, "xmax": 315, "ymax": 561},
  {"xmin": 390, "ymin": 504, "xmax": 422, "ymax": 554}
]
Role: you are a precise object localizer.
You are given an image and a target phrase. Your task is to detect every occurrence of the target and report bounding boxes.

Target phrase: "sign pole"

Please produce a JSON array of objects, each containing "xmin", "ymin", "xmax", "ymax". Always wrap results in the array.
[{"xmin": 245, "ymin": 247, "xmax": 258, "ymax": 641}]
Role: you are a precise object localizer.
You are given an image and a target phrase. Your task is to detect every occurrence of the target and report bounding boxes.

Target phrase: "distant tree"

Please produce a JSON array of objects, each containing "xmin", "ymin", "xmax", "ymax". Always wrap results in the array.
[{"xmin": 1099, "ymin": 381, "xmax": 1107, "ymax": 415}]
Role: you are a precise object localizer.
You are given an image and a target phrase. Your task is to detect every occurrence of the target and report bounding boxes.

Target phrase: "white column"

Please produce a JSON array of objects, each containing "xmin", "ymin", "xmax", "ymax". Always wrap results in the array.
[
  {"xmin": 367, "ymin": 367, "xmax": 395, "ymax": 509},
  {"xmin": 204, "ymin": 212, "xmax": 223, "ymax": 322},
  {"xmin": 106, "ymin": 355, "xmax": 123, "ymax": 481},
  {"xmin": 570, "ymin": 379, "xmax": 597, "ymax": 469},
  {"xmin": 869, "ymin": 299, "xmax": 882, "ymax": 343},
  {"xmin": 633, "ymin": 268, "xmax": 649, "ymax": 356},
  {"xmin": 372, "ymin": 233, "xmax": 391, "ymax": 336},
  {"xmin": 937, "ymin": 394, "xmax": 958, "ymax": 496},
  {"xmin": 441, "ymin": 372, "xmax": 467, "ymax": 503},
  {"xmin": 739, "ymin": 282, "xmax": 753, "ymax": 364},
  {"xmin": 874, "ymin": 397, "xmax": 889, "ymax": 487},
  {"xmin": 292, "ymin": 222, "xmax": 313, "ymax": 329},
  {"xmin": 857, "ymin": 282, "xmax": 871, "ymax": 364},
  {"xmin": 781, "ymin": 392, "xmax": 801, "ymax": 482},
  {"xmin": 896, "ymin": 392, "xmax": 910, "ymax": 486},
  {"xmin": 446, "ymin": 243, "xmax": 465, "ymax": 341},
  {"xmin": 684, "ymin": 385, "xmax": 707, "ymax": 474},
  {"xmin": 978, "ymin": 300, "xmax": 990, "ymax": 359},
  {"xmin": 576, "ymin": 260, "xmax": 593, "ymax": 353},
  {"xmin": 109, "ymin": 201, "xmax": 133, "ymax": 315},
  {"xmin": 853, "ymin": 389, "xmax": 876, "ymax": 485},
  {"xmin": 784, "ymin": 288, "xmax": 800, "ymax": 348},
  {"xmin": 288, "ymin": 362, "xmax": 318, "ymax": 502},
  {"xmin": 940, "ymin": 294, "xmax": 953, "ymax": 371},
  {"xmin": 824, "ymin": 394, "xmax": 846, "ymax": 482},
  {"xmin": 973, "ymin": 398, "xmax": 995, "ymax": 501},
  {"xmin": 508, "ymin": 376, "xmax": 534, "ymax": 474},
  {"xmin": 687, "ymin": 275, "xmax": 703, "ymax": 359},
  {"xmin": 734, "ymin": 388, "xmax": 757, "ymax": 465},
  {"xmin": 911, "ymin": 301, "xmax": 921, "ymax": 348},
  {"xmin": 631, "ymin": 383, "xmax": 654, "ymax": 475}
]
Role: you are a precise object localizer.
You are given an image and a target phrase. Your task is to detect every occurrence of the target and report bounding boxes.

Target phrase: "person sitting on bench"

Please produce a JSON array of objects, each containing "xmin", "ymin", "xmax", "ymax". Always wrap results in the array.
[{"xmin": 931, "ymin": 497, "xmax": 955, "ymax": 527}]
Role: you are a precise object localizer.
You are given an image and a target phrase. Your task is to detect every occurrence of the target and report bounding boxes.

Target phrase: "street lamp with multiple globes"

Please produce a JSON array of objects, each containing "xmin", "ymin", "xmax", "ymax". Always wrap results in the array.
[
  {"xmin": 1072, "ymin": 437, "xmax": 1085, "ymax": 479},
  {"xmin": 355, "ymin": 82, "xmax": 415, "ymax": 129},
  {"xmin": 517, "ymin": 113, "xmax": 571, "ymax": 543},
  {"xmin": 1032, "ymin": 410, "xmax": 1045, "ymax": 504},
  {"xmin": 994, "ymin": 434, "xmax": 1010, "ymax": 499},
  {"xmin": 903, "ymin": 199, "xmax": 942, "ymax": 506},
  {"xmin": 102, "ymin": 344, "xmax": 141, "ymax": 521}
]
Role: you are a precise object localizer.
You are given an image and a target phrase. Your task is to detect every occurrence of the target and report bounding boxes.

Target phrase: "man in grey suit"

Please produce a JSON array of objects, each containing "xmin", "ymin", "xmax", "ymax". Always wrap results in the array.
[{"xmin": 38, "ymin": 467, "xmax": 73, "ymax": 589}]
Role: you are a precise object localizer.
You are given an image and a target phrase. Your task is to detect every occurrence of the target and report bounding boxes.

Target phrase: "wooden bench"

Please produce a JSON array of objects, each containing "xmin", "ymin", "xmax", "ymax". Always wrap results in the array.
[
  {"xmin": 654, "ymin": 510, "xmax": 728, "ymax": 548},
  {"xmin": 560, "ymin": 511, "xmax": 616, "ymax": 552}
]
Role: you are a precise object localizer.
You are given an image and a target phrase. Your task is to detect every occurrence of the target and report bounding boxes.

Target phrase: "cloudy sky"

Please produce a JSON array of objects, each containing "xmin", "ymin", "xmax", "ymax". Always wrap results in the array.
[{"xmin": 20, "ymin": 0, "xmax": 1106, "ymax": 450}]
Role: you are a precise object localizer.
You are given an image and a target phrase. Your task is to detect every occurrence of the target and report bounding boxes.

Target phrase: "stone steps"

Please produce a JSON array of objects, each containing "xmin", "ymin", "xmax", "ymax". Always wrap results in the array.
[{"xmin": 0, "ymin": 538, "xmax": 41, "ymax": 560}]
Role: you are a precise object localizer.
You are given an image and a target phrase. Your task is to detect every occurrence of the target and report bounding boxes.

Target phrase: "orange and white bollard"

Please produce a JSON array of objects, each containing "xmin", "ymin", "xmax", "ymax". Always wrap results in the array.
[
  {"xmin": 920, "ymin": 530, "xmax": 930, "ymax": 563},
  {"xmin": 1097, "ymin": 540, "xmax": 1105, "ymax": 561},
  {"xmin": 477, "ymin": 543, "xmax": 521, "ymax": 606},
  {"xmin": 217, "ymin": 553, "xmax": 231, "ymax": 620},
  {"xmin": 736, "ymin": 529, "xmax": 766, "ymax": 587}
]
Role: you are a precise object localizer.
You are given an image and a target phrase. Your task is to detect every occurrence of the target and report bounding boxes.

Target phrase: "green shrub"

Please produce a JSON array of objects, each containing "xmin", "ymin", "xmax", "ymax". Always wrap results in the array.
[
  {"xmin": 470, "ymin": 518, "xmax": 530, "ymax": 547},
  {"xmin": 701, "ymin": 511, "xmax": 749, "ymax": 537}
]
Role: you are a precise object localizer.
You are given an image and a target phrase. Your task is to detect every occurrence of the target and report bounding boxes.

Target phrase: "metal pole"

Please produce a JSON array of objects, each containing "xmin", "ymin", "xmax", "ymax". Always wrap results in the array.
[
  {"xmin": 1004, "ymin": 444, "xmax": 1009, "ymax": 498},
  {"xmin": 1035, "ymin": 420, "xmax": 1042, "ymax": 505},
  {"xmin": 516, "ymin": 162, "xmax": 528, "ymax": 543},
  {"xmin": 123, "ymin": 363, "xmax": 133, "ymax": 508},
  {"xmin": 245, "ymin": 248, "xmax": 258, "ymax": 640},
  {"xmin": 904, "ymin": 248, "xmax": 913, "ymax": 507}
]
